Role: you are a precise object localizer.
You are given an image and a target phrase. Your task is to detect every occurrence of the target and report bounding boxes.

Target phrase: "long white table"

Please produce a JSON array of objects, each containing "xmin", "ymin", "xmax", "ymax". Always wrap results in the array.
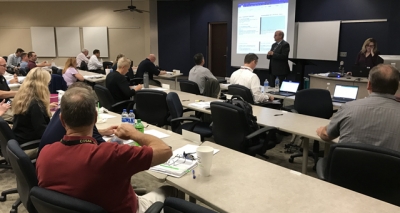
[
  {"xmin": 155, "ymin": 72, "xmax": 183, "ymax": 89},
  {"xmin": 166, "ymin": 142, "xmax": 400, "ymax": 213}
]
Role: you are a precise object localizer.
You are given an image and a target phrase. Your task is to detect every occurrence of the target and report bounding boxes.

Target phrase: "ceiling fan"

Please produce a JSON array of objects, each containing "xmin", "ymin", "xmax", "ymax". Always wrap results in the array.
[{"xmin": 113, "ymin": 0, "xmax": 149, "ymax": 13}]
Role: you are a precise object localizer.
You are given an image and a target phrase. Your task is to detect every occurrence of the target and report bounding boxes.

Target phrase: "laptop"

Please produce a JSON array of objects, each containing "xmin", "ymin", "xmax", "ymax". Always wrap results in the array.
[
  {"xmin": 332, "ymin": 85, "xmax": 359, "ymax": 103},
  {"xmin": 269, "ymin": 81, "xmax": 300, "ymax": 96},
  {"xmin": 351, "ymin": 66, "xmax": 370, "ymax": 77}
]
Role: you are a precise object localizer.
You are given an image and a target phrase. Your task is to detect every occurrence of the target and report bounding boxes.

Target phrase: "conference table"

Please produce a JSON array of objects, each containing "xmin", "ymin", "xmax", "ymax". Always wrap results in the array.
[
  {"xmin": 95, "ymin": 111, "xmax": 399, "ymax": 213},
  {"xmin": 154, "ymin": 72, "xmax": 183, "ymax": 89}
]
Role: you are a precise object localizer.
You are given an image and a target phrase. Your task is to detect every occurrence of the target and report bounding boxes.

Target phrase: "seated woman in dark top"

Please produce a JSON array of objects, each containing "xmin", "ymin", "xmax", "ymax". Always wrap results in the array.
[
  {"xmin": 355, "ymin": 38, "xmax": 381, "ymax": 68},
  {"xmin": 112, "ymin": 53, "xmax": 135, "ymax": 80},
  {"xmin": 12, "ymin": 68, "xmax": 58, "ymax": 144}
]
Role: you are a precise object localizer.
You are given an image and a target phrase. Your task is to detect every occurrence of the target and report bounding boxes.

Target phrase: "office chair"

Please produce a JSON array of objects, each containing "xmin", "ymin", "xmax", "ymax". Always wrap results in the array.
[
  {"xmin": 79, "ymin": 61, "xmax": 88, "ymax": 71},
  {"xmin": 130, "ymin": 77, "xmax": 144, "ymax": 86},
  {"xmin": 145, "ymin": 197, "xmax": 217, "ymax": 213},
  {"xmin": 49, "ymin": 74, "xmax": 67, "ymax": 94},
  {"xmin": 210, "ymin": 102, "xmax": 277, "ymax": 158},
  {"xmin": 18, "ymin": 67, "xmax": 27, "ymax": 76},
  {"xmin": 228, "ymin": 84, "xmax": 280, "ymax": 108},
  {"xmin": 316, "ymin": 143, "xmax": 400, "ymax": 206},
  {"xmin": 94, "ymin": 85, "xmax": 135, "ymax": 113},
  {"xmin": 7, "ymin": 139, "xmax": 39, "ymax": 213},
  {"xmin": 135, "ymin": 90, "xmax": 170, "ymax": 127},
  {"xmin": 179, "ymin": 80, "xmax": 201, "ymax": 95},
  {"xmin": 102, "ymin": 61, "xmax": 113, "ymax": 70},
  {"xmin": 30, "ymin": 187, "xmax": 107, "ymax": 213},
  {"xmin": 288, "ymin": 89, "xmax": 333, "ymax": 169},
  {"xmin": 166, "ymin": 92, "xmax": 212, "ymax": 140}
]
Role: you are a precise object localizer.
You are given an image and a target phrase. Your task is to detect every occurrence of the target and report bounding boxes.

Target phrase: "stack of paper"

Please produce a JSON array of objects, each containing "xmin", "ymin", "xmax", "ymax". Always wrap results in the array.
[{"xmin": 188, "ymin": 102, "xmax": 211, "ymax": 109}]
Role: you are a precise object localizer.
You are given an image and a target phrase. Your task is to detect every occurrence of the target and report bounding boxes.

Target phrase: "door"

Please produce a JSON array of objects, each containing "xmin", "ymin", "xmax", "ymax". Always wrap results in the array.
[{"xmin": 208, "ymin": 22, "xmax": 228, "ymax": 77}]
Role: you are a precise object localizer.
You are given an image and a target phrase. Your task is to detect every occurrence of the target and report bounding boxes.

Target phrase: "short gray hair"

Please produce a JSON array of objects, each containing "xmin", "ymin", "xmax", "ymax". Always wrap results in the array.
[
  {"xmin": 60, "ymin": 87, "xmax": 97, "ymax": 128},
  {"xmin": 117, "ymin": 57, "xmax": 131, "ymax": 68},
  {"xmin": 369, "ymin": 64, "xmax": 399, "ymax": 95},
  {"xmin": 82, "ymin": 48, "xmax": 88, "ymax": 53}
]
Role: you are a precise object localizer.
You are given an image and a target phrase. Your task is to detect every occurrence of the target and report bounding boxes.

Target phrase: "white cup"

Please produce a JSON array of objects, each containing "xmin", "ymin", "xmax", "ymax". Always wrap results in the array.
[
  {"xmin": 196, "ymin": 146, "xmax": 214, "ymax": 177},
  {"xmin": 105, "ymin": 69, "xmax": 111, "ymax": 75}
]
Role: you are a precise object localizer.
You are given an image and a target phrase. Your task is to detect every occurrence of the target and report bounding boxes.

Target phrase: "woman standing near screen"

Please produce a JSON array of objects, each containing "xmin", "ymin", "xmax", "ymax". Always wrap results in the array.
[{"xmin": 355, "ymin": 38, "xmax": 381, "ymax": 68}]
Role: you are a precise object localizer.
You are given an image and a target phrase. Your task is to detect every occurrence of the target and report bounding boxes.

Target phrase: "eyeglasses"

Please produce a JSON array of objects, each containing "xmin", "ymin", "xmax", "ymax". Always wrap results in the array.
[
  {"xmin": 165, "ymin": 152, "xmax": 196, "ymax": 166},
  {"xmin": 0, "ymin": 64, "xmax": 6, "ymax": 68},
  {"xmin": 367, "ymin": 45, "xmax": 375, "ymax": 47}
]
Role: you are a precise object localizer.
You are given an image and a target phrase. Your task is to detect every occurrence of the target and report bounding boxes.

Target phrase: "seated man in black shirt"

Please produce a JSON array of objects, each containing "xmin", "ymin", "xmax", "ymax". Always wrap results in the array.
[
  {"xmin": 136, "ymin": 54, "xmax": 167, "ymax": 80},
  {"xmin": 106, "ymin": 57, "xmax": 142, "ymax": 103},
  {"xmin": 0, "ymin": 57, "xmax": 18, "ymax": 122}
]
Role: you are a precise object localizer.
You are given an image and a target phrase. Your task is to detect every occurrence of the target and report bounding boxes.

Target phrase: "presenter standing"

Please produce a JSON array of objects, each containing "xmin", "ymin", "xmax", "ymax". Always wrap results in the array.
[
  {"xmin": 355, "ymin": 38, "xmax": 381, "ymax": 68},
  {"xmin": 267, "ymin": 30, "xmax": 290, "ymax": 87}
]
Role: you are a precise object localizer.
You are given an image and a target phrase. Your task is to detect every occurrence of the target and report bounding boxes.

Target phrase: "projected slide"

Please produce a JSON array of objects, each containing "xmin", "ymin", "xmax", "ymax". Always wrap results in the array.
[{"xmin": 237, "ymin": 0, "xmax": 288, "ymax": 54}]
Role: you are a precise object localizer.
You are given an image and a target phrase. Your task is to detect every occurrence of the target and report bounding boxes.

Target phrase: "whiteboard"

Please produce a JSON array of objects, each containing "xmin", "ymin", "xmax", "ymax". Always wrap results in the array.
[
  {"xmin": 56, "ymin": 27, "xmax": 81, "ymax": 57},
  {"xmin": 30, "ymin": 27, "xmax": 56, "ymax": 57},
  {"xmin": 296, "ymin": 21, "xmax": 341, "ymax": 61},
  {"xmin": 82, "ymin": 27, "xmax": 109, "ymax": 57}
]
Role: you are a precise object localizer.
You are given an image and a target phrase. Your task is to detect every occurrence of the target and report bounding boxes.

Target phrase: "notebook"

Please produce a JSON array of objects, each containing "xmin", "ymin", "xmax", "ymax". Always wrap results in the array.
[
  {"xmin": 332, "ymin": 85, "xmax": 359, "ymax": 103},
  {"xmin": 269, "ymin": 81, "xmax": 300, "ymax": 96}
]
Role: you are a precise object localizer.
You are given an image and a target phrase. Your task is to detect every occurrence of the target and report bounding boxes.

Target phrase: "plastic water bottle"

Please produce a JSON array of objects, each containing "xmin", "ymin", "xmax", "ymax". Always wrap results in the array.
[
  {"xmin": 121, "ymin": 109, "xmax": 128, "ymax": 123},
  {"xmin": 143, "ymin": 72, "xmax": 149, "ymax": 88},
  {"xmin": 135, "ymin": 119, "xmax": 145, "ymax": 133},
  {"xmin": 263, "ymin": 79, "xmax": 269, "ymax": 94},
  {"xmin": 275, "ymin": 77, "xmax": 280, "ymax": 92},
  {"xmin": 128, "ymin": 110, "xmax": 135, "ymax": 125}
]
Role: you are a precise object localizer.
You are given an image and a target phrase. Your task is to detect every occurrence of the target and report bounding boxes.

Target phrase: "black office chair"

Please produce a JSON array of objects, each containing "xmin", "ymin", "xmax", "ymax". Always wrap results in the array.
[
  {"xmin": 210, "ymin": 101, "xmax": 277, "ymax": 157},
  {"xmin": 145, "ymin": 197, "xmax": 217, "ymax": 213},
  {"xmin": 18, "ymin": 67, "xmax": 27, "ymax": 76},
  {"xmin": 166, "ymin": 92, "xmax": 212, "ymax": 140},
  {"xmin": 49, "ymin": 74, "xmax": 67, "ymax": 94},
  {"xmin": 135, "ymin": 90, "xmax": 169, "ymax": 127},
  {"xmin": 80, "ymin": 61, "xmax": 88, "ymax": 71},
  {"xmin": 179, "ymin": 80, "xmax": 201, "ymax": 95},
  {"xmin": 7, "ymin": 139, "xmax": 38, "ymax": 213},
  {"xmin": 288, "ymin": 89, "xmax": 334, "ymax": 169},
  {"xmin": 102, "ymin": 61, "xmax": 113, "ymax": 70},
  {"xmin": 30, "ymin": 187, "xmax": 107, "ymax": 213},
  {"xmin": 130, "ymin": 78, "xmax": 144, "ymax": 86},
  {"xmin": 228, "ymin": 84, "xmax": 280, "ymax": 108},
  {"xmin": 316, "ymin": 143, "xmax": 400, "ymax": 206},
  {"xmin": 94, "ymin": 85, "xmax": 135, "ymax": 113}
]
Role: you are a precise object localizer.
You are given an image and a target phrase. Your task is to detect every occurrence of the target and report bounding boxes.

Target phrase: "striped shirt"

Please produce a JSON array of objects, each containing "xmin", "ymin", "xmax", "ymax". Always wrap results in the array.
[{"xmin": 327, "ymin": 93, "xmax": 400, "ymax": 152}]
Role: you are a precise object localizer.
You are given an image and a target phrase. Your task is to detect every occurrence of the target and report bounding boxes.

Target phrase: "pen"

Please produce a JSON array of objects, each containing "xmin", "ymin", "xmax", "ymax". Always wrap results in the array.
[
  {"xmin": 274, "ymin": 114, "xmax": 283, "ymax": 116},
  {"xmin": 182, "ymin": 100, "xmax": 190, "ymax": 101},
  {"xmin": 195, "ymin": 100, "xmax": 204, "ymax": 102},
  {"xmin": 192, "ymin": 169, "xmax": 196, "ymax": 179}
]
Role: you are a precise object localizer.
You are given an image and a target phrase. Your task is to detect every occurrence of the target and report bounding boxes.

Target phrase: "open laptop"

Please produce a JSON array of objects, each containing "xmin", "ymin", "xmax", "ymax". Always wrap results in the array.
[
  {"xmin": 269, "ymin": 81, "xmax": 300, "ymax": 96},
  {"xmin": 351, "ymin": 66, "xmax": 370, "ymax": 77},
  {"xmin": 332, "ymin": 85, "xmax": 359, "ymax": 103}
]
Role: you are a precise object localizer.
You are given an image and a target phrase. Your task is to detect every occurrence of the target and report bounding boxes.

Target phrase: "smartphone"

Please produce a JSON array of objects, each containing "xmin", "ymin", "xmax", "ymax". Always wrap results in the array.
[{"xmin": 6, "ymin": 100, "xmax": 12, "ymax": 105}]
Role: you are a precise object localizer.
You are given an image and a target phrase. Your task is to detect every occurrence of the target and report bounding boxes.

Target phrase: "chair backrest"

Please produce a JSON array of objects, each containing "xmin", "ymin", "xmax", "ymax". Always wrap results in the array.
[
  {"xmin": 228, "ymin": 84, "xmax": 255, "ymax": 104},
  {"xmin": 7, "ymin": 139, "xmax": 38, "ymax": 212},
  {"xmin": 19, "ymin": 67, "xmax": 28, "ymax": 76},
  {"xmin": 164, "ymin": 197, "xmax": 217, "ymax": 213},
  {"xmin": 49, "ymin": 74, "xmax": 68, "ymax": 94},
  {"xmin": 0, "ymin": 117, "xmax": 15, "ymax": 162},
  {"xmin": 203, "ymin": 78, "xmax": 220, "ymax": 98},
  {"xmin": 131, "ymin": 78, "xmax": 144, "ymax": 86},
  {"xmin": 80, "ymin": 61, "xmax": 88, "ymax": 71},
  {"xmin": 323, "ymin": 143, "xmax": 400, "ymax": 206},
  {"xmin": 166, "ymin": 92, "xmax": 184, "ymax": 131},
  {"xmin": 210, "ymin": 102, "xmax": 251, "ymax": 152},
  {"xmin": 30, "ymin": 187, "xmax": 107, "ymax": 213},
  {"xmin": 94, "ymin": 85, "xmax": 115, "ymax": 110},
  {"xmin": 102, "ymin": 61, "xmax": 113, "ymax": 70},
  {"xmin": 294, "ymin": 89, "xmax": 333, "ymax": 119},
  {"xmin": 179, "ymin": 80, "xmax": 200, "ymax": 95},
  {"xmin": 135, "ymin": 90, "xmax": 169, "ymax": 127}
]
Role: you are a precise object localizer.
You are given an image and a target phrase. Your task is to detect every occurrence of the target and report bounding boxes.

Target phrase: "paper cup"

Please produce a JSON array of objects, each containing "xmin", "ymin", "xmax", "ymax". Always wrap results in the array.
[{"xmin": 196, "ymin": 146, "xmax": 214, "ymax": 177}]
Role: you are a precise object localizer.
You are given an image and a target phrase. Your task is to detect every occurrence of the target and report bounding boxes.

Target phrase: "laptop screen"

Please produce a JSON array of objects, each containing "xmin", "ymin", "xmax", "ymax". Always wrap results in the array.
[
  {"xmin": 333, "ymin": 85, "xmax": 359, "ymax": 100},
  {"xmin": 280, "ymin": 81, "xmax": 300, "ymax": 93}
]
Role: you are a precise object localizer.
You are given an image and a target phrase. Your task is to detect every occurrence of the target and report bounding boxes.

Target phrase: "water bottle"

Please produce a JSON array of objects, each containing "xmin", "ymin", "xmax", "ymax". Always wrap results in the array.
[
  {"xmin": 263, "ymin": 79, "xmax": 269, "ymax": 94},
  {"xmin": 274, "ymin": 77, "xmax": 280, "ymax": 92},
  {"xmin": 135, "ymin": 119, "xmax": 145, "ymax": 133},
  {"xmin": 128, "ymin": 110, "xmax": 135, "ymax": 125},
  {"xmin": 304, "ymin": 77, "xmax": 310, "ymax": 89},
  {"xmin": 121, "ymin": 109, "xmax": 128, "ymax": 123},
  {"xmin": 143, "ymin": 72, "xmax": 149, "ymax": 88}
]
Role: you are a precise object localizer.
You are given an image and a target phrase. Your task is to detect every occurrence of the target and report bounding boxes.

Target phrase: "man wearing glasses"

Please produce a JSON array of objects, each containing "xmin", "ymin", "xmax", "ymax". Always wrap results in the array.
[{"xmin": 0, "ymin": 58, "xmax": 18, "ymax": 121}]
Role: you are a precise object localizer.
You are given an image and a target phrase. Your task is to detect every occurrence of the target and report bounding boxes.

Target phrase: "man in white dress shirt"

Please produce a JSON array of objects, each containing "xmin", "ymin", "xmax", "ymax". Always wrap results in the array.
[
  {"xmin": 88, "ymin": 49, "xmax": 104, "ymax": 74},
  {"xmin": 230, "ymin": 53, "xmax": 274, "ymax": 103},
  {"xmin": 76, "ymin": 48, "xmax": 89, "ymax": 68}
]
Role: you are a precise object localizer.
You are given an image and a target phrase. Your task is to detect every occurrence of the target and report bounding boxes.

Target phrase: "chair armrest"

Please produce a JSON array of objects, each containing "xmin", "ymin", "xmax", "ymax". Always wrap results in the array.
[
  {"xmin": 20, "ymin": 140, "xmax": 41, "ymax": 150},
  {"xmin": 246, "ymin": 126, "xmax": 277, "ymax": 140},
  {"xmin": 316, "ymin": 157, "xmax": 328, "ymax": 180},
  {"xmin": 171, "ymin": 117, "xmax": 201, "ymax": 123},
  {"xmin": 144, "ymin": 201, "xmax": 163, "ymax": 213},
  {"xmin": 182, "ymin": 108, "xmax": 195, "ymax": 113},
  {"xmin": 111, "ymin": 100, "xmax": 135, "ymax": 112}
]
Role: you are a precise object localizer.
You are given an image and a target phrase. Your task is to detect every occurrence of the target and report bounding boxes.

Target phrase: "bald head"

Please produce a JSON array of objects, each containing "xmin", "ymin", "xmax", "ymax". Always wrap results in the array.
[
  {"xmin": 0, "ymin": 58, "xmax": 7, "ymax": 76},
  {"xmin": 0, "ymin": 57, "xmax": 5, "ymax": 64},
  {"xmin": 148, "ymin": 54, "xmax": 157, "ymax": 63},
  {"xmin": 368, "ymin": 64, "xmax": 399, "ymax": 95},
  {"xmin": 274, "ymin": 30, "xmax": 284, "ymax": 42}
]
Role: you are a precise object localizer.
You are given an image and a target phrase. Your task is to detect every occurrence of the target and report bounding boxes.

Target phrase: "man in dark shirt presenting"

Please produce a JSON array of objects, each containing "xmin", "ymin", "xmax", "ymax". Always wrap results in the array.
[
  {"xmin": 267, "ymin": 30, "xmax": 290, "ymax": 88},
  {"xmin": 106, "ymin": 57, "xmax": 142, "ymax": 102},
  {"xmin": 136, "ymin": 54, "xmax": 167, "ymax": 80}
]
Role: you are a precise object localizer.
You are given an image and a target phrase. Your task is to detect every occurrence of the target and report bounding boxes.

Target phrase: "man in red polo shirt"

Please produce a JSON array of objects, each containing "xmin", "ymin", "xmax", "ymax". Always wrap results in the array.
[
  {"xmin": 27, "ymin": 51, "xmax": 50, "ymax": 70},
  {"xmin": 37, "ymin": 86, "xmax": 174, "ymax": 213}
]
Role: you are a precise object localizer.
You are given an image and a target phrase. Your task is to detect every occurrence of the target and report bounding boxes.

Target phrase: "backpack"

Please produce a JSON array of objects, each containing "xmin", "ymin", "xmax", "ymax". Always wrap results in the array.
[{"xmin": 225, "ymin": 95, "xmax": 260, "ymax": 145}]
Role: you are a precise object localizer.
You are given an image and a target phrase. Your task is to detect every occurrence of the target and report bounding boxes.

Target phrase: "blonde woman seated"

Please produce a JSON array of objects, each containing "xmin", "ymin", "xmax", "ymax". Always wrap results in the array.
[
  {"xmin": 12, "ymin": 68, "xmax": 58, "ymax": 144},
  {"xmin": 62, "ymin": 58, "xmax": 84, "ymax": 86}
]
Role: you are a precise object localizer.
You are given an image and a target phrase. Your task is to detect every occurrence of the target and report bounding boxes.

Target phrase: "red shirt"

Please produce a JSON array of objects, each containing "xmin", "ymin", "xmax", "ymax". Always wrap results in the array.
[
  {"xmin": 28, "ymin": 60, "xmax": 36, "ymax": 70},
  {"xmin": 37, "ymin": 135, "xmax": 153, "ymax": 213}
]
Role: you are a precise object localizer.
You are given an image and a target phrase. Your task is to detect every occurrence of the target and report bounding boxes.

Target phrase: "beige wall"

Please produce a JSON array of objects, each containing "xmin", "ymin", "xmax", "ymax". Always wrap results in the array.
[{"xmin": 0, "ymin": 1, "xmax": 151, "ymax": 66}]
